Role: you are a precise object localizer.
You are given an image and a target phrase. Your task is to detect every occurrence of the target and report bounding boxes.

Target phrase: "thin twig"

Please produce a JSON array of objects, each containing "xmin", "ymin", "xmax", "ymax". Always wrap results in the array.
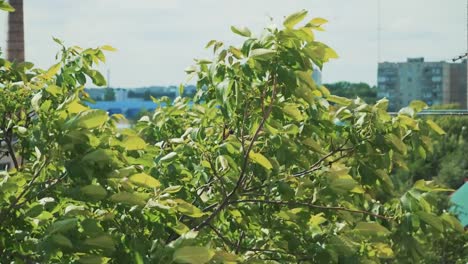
[
  {"xmin": 228, "ymin": 199, "xmax": 392, "ymax": 220},
  {"xmin": 292, "ymin": 140, "xmax": 354, "ymax": 178}
]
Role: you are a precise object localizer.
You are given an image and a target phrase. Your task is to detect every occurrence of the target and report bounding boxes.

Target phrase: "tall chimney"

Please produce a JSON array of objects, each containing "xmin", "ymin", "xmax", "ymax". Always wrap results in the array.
[{"xmin": 7, "ymin": 0, "xmax": 24, "ymax": 62}]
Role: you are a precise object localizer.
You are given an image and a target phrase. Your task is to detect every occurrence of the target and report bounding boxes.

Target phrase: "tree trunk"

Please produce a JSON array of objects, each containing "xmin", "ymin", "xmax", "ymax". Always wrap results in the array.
[{"xmin": 7, "ymin": 0, "xmax": 24, "ymax": 62}]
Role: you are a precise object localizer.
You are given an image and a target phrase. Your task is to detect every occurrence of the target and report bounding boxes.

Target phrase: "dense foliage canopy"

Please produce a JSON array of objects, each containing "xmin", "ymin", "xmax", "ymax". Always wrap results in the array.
[{"xmin": 0, "ymin": 5, "xmax": 466, "ymax": 263}]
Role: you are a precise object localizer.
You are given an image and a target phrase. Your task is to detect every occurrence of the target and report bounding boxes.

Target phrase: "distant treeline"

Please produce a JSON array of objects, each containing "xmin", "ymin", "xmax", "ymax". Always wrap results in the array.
[{"xmin": 324, "ymin": 82, "xmax": 377, "ymax": 104}]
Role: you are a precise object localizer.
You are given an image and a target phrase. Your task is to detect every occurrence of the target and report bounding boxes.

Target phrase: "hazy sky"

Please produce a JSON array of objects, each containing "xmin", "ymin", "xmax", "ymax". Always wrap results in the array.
[{"xmin": 0, "ymin": 0, "xmax": 466, "ymax": 87}]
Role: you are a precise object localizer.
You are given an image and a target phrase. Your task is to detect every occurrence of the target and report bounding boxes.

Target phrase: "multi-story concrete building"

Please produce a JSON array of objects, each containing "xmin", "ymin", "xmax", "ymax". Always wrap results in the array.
[{"xmin": 377, "ymin": 58, "xmax": 467, "ymax": 111}]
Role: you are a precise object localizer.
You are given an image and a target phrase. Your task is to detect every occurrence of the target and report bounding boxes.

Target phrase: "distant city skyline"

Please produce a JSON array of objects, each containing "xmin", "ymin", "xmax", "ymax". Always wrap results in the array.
[{"xmin": 0, "ymin": 0, "xmax": 466, "ymax": 87}]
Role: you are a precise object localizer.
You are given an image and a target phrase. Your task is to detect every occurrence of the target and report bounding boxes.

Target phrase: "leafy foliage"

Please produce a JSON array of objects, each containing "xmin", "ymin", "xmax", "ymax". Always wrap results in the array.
[{"xmin": 0, "ymin": 9, "xmax": 466, "ymax": 264}]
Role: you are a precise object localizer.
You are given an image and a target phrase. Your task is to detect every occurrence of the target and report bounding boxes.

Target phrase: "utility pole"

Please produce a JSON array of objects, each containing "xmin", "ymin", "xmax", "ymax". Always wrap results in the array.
[{"xmin": 377, "ymin": 0, "xmax": 382, "ymax": 63}]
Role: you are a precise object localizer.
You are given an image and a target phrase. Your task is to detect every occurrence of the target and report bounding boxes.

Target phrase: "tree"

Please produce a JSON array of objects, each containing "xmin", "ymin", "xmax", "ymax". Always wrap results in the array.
[{"xmin": 0, "ymin": 8, "xmax": 466, "ymax": 263}]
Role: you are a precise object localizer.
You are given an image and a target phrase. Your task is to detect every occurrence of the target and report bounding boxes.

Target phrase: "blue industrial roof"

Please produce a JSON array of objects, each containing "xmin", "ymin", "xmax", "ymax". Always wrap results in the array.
[{"xmin": 87, "ymin": 100, "xmax": 159, "ymax": 110}]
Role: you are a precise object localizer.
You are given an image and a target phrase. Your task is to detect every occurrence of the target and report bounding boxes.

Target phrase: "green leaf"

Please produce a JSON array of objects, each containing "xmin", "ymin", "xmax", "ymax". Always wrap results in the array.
[
  {"xmin": 409, "ymin": 100, "xmax": 428, "ymax": 112},
  {"xmin": 163, "ymin": 185, "xmax": 183, "ymax": 194},
  {"xmin": 354, "ymin": 222, "xmax": 391, "ymax": 237},
  {"xmin": 89, "ymin": 70, "xmax": 107, "ymax": 86},
  {"xmin": 374, "ymin": 243, "xmax": 395, "ymax": 259},
  {"xmin": 398, "ymin": 115, "xmax": 419, "ymax": 130},
  {"xmin": 413, "ymin": 180, "xmax": 453, "ymax": 192},
  {"xmin": 78, "ymin": 256, "xmax": 110, "ymax": 264},
  {"xmin": 129, "ymin": 173, "xmax": 161, "ymax": 188},
  {"xmin": 70, "ymin": 110, "xmax": 108, "ymax": 129},
  {"xmin": 282, "ymin": 104, "xmax": 304, "ymax": 121},
  {"xmin": 47, "ymin": 218, "xmax": 78, "ymax": 234},
  {"xmin": 229, "ymin": 46, "xmax": 244, "ymax": 59},
  {"xmin": 64, "ymin": 205, "xmax": 86, "ymax": 216},
  {"xmin": 250, "ymin": 49, "xmax": 276, "ymax": 61},
  {"xmin": 81, "ymin": 185, "xmax": 108, "ymax": 200},
  {"xmin": 385, "ymin": 134, "xmax": 407, "ymax": 154},
  {"xmin": 84, "ymin": 235, "xmax": 115, "ymax": 251},
  {"xmin": 171, "ymin": 222, "xmax": 190, "ymax": 235},
  {"xmin": 159, "ymin": 152, "xmax": 178, "ymax": 163},
  {"xmin": 426, "ymin": 120, "xmax": 446, "ymax": 135},
  {"xmin": 110, "ymin": 192, "xmax": 146, "ymax": 206},
  {"xmin": 248, "ymin": 151, "xmax": 273, "ymax": 170},
  {"xmin": 230, "ymin": 26, "xmax": 252, "ymax": 37},
  {"xmin": 307, "ymin": 17, "xmax": 328, "ymax": 27},
  {"xmin": 176, "ymin": 200, "xmax": 204, "ymax": 218},
  {"xmin": 329, "ymin": 174, "xmax": 358, "ymax": 194},
  {"xmin": 283, "ymin": 10, "xmax": 308, "ymax": 28},
  {"xmin": 68, "ymin": 100, "xmax": 89, "ymax": 114},
  {"xmin": 31, "ymin": 92, "xmax": 42, "ymax": 112},
  {"xmin": 417, "ymin": 212, "xmax": 444, "ymax": 232},
  {"xmin": 327, "ymin": 95, "xmax": 351, "ymax": 106},
  {"xmin": 122, "ymin": 136, "xmax": 147, "ymax": 150},
  {"xmin": 0, "ymin": 1, "xmax": 15, "ymax": 12},
  {"xmin": 309, "ymin": 213, "xmax": 327, "ymax": 227},
  {"xmin": 302, "ymin": 138, "xmax": 325, "ymax": 154},
  {"xmin": 51, "ymin": 234, "xmax": 73, "ymax": 249},
  {"xmin": 173, "ymin": 246, "xmax": 215, "ymax": 264}
]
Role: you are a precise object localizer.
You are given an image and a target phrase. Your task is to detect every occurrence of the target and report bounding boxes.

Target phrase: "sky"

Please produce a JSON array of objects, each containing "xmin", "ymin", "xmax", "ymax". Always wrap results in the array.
[{"xmin": 0, "ymin": 0, "xmax": 466, "ymax": 87}]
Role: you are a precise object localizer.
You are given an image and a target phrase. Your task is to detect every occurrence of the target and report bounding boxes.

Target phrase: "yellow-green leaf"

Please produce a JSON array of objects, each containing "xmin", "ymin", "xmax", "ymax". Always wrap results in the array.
[
  {"xmin": 173, "ymin": 246, "xmax": 215, "ymax": 264},
  {"xmin": 426, "ymin": 120, "xmax": 445, "ymax": 135},
  {"xmin": 374, "ymin": 243, "xmax": 394, "ymax": 259},
  {"xmin": 230, "ymin": 26, "xmax": 252, "ymax": 37},
  {"xmin": 110, "ymin": 192, "xmax": 146, "ymax": 206},
  {"xmin": 68, "ymin": 101, "xmax": 89, "ymax": 114},
  {"xmin": 307, "ymin": 17, "xmax": 328, "ymax": 27},
  {"xmin": 327, "ymin": 95, "xmax": 351, "ymax": 106},
  {"xmin": 129, "ymin": 173, "xmax": 161, "ymax": 188},
  {"xmin": 176, "ymin": 200, "xmax": 204, "ymax": 218},
  {"xmin": 283, "ymin": 10, "xmax": 308, "ymax": 28},
  {"xmin": 248, "ymin": 151, "xmax": 273, "ymax": 170},
  {"xmin": 122, "ymin": 136, "xmax": 147, "ymax": 150},
  {"xmin": 70, "ymin": 110, "xmax": 108, "ymax": 129},
  {"xmin": 354, "ymin": 222, "xmax": 391, "ymax": 237},
  {"xmin": 84, "ymin": 235, "xmax": 115, "ymax": 250},
  {"xmin": 81, "ymin": 185, "xmax": 108, "ymax": 200},
  {"xmin": 100, "ymin": 45, "xmax": 117, "ymax": 51},
  {"xmin": 282, "ymin": 104, "xmax": 304, "ymax": 121},
  {"xmin": 250, "ymin": 48, "xmax": 276, "ymax": 61},
  {"xmin": 78, "ymin": 256, "xmax": 110, "ymax": 264},
  {"xmin": 44, "ymin": 62, "xmax": 62, "ymax": 79}
]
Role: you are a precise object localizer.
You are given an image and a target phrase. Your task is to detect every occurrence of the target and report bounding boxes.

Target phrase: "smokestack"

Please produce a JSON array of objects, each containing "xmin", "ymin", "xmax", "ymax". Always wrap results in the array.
[{"xmin": 7, "ymin": 0, "xmax": 24, "ymax": 62}]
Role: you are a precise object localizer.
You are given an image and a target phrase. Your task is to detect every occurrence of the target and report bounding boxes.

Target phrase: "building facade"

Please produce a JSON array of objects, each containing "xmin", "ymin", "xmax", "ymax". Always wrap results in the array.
[{"xmin": 377, "ymin": 58, "xmax": 467, "ymax": 111}]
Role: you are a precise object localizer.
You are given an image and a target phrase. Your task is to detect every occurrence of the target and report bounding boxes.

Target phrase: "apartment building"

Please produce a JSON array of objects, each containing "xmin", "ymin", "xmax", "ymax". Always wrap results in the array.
[{"xmin": 377, "ymin": 58, "xmax": 467, "ymax": 111}]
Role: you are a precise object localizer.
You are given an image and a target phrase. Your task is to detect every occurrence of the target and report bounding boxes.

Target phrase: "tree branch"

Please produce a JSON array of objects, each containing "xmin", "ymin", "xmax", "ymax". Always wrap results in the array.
[
  {"xmin": 194, "ymin": 73, "xmax": 279, "ymax": 231},
  {"xmin": 228, "ymin": 199, "xmax": 392, "ymax": 220},
  {"xmin": 292, "ymin": 140, "xmax": 354, "ymax": 178},
  {"xmin": 4, "ymin": 133, "xmax": 19, "ymax": 170}
]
